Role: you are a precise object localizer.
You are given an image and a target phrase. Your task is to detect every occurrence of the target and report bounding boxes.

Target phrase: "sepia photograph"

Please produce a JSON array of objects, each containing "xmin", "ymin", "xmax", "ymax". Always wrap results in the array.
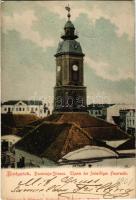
[
  {"xmin": 1, "ymin": 0, "xmax": 135, "ymax": 170},
  {"xmin": 1, "ymin": 1, "xmax": 136, "ymax": 199},
  {"xmin": 1, "ymin": 0, "xmax": 136, "ymax": 200}
]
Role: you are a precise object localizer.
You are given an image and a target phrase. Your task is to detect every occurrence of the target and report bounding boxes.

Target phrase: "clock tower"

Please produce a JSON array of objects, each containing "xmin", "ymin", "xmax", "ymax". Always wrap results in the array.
[{"xmin": 54, "ymin": 6, "xmax": 87, "ymax": 112}]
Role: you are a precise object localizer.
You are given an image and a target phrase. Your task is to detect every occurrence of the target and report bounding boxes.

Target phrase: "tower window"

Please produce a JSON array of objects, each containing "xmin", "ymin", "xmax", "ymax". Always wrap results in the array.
[
  {"xmin": 72, "ymin": 71, "xmax": 78, "ymax": 81},
  {"xmin": 72, "ymin": 64, "xmax": 79, "ymax": 82}
]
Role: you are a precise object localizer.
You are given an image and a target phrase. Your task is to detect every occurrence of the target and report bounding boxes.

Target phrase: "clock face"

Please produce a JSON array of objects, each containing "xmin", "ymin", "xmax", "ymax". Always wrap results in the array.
[
  {"xmin": 72, "ymin": 65, "xmax": 78, "ymax": 71},
  {"xmin": 57, "ymin": 66, "xmax": 61, "ymax": 72}
]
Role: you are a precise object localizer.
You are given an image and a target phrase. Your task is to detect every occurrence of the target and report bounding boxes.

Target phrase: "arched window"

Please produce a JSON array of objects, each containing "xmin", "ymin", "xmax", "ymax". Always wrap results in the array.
[
  {"xmin": 72, "ymin": 71, "xmax": 79, "ymax": 82},
  {"xmin": 72, "ymin": 64, "xmax": 79, "ymax": 83}
]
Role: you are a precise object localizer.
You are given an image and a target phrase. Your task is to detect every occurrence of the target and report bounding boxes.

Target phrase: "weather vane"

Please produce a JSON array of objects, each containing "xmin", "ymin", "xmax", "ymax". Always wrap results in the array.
[{"xmin": 65, "ymin": 4, "xmax": 71, "ymax": 20}]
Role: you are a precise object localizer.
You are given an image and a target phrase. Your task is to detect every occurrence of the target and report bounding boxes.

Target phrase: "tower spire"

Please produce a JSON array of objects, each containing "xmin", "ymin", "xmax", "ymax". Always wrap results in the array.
[
  {"xmin": 60, "ymin": 5, "xmax": 78, "ymax": 40},
  {"xmin": 65, "ymin": 5, "xmax": 71, "ymax": 21},
  {"xmin": 54, "ymin": 5, "xmax": 86, "ymax": 112}
]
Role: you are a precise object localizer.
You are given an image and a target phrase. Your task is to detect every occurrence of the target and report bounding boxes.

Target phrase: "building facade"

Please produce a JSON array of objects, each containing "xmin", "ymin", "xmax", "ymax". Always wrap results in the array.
[
  {"xmin": 87, "ymin": 104, "xmax": 114, "ymax": 119},
  {"xmin": 104, "ymin": 104, "xmax": 135, "ymax": 124},
  {"xmin": 1, "ymin": 100, "xmax": 49, "ymax": 117},
  {"xmin": 120, "ymin": 109, "xmax": 135, "ymax": 135}
]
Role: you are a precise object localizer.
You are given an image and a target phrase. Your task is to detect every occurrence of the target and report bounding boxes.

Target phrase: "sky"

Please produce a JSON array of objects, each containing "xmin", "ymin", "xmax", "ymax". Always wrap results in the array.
[{"xmin": 1, "ymin": 1, "xmax": 135, "ymax": 107}]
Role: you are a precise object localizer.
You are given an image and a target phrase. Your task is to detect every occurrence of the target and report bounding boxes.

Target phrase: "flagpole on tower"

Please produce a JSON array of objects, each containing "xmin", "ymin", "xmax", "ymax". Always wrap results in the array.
[{"xmin": 65, "ymin": 4, "xmax": 71, "ymax": 20}]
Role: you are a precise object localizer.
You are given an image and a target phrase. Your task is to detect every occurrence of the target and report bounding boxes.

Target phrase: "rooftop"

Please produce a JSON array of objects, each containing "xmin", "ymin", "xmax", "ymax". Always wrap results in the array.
[
  {"xmin": 1, "ymin": 113, "xmax": 39, "ymax": 135},
  {"xmin": 55, "ymin": 40, "xmax": 84, "ymax": 56},
  {"xmin": 120, "ymin": 109, "xmax": 135, "ymax": 113},
  {"xmin": 18, "ymin": 112, "xmax": 129, "ymax": 141},
  {"xmin": 15, "ymin": 121, "xmax": 106, "ymax": 161},
  {"xmin": 2, "ymin": 100, "xmax": 43, "ymax": 106},
  {"xmin": 88, "ymin": 104, "xmax": 115, "ymax": 110}
]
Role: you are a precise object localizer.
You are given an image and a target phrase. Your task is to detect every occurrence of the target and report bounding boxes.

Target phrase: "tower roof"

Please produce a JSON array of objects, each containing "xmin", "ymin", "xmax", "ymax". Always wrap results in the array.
[
  {"xmin": 44, "ymin": 113, "xmax": 130, "ymax": 141},
  {"xmin": 55, "ymin": 40, "xmax": 84, "ymax": 56},
  {"xmin": 55, "ymin": 6, "xmax": 84, "ymax": 56},
  {"xmin": 64, "ymin": 20, "xmax": 75, "ymax": 29},
  {"xmin": 15, "ymin": 121, "xmax": 100, "ymax": 161}
]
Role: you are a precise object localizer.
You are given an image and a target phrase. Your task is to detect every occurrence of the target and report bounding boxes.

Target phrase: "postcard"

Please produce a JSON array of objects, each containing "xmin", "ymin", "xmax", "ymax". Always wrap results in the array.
[{"xmin": 1, "ymin": 0, "xmax": 135, "ymax": 199}]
